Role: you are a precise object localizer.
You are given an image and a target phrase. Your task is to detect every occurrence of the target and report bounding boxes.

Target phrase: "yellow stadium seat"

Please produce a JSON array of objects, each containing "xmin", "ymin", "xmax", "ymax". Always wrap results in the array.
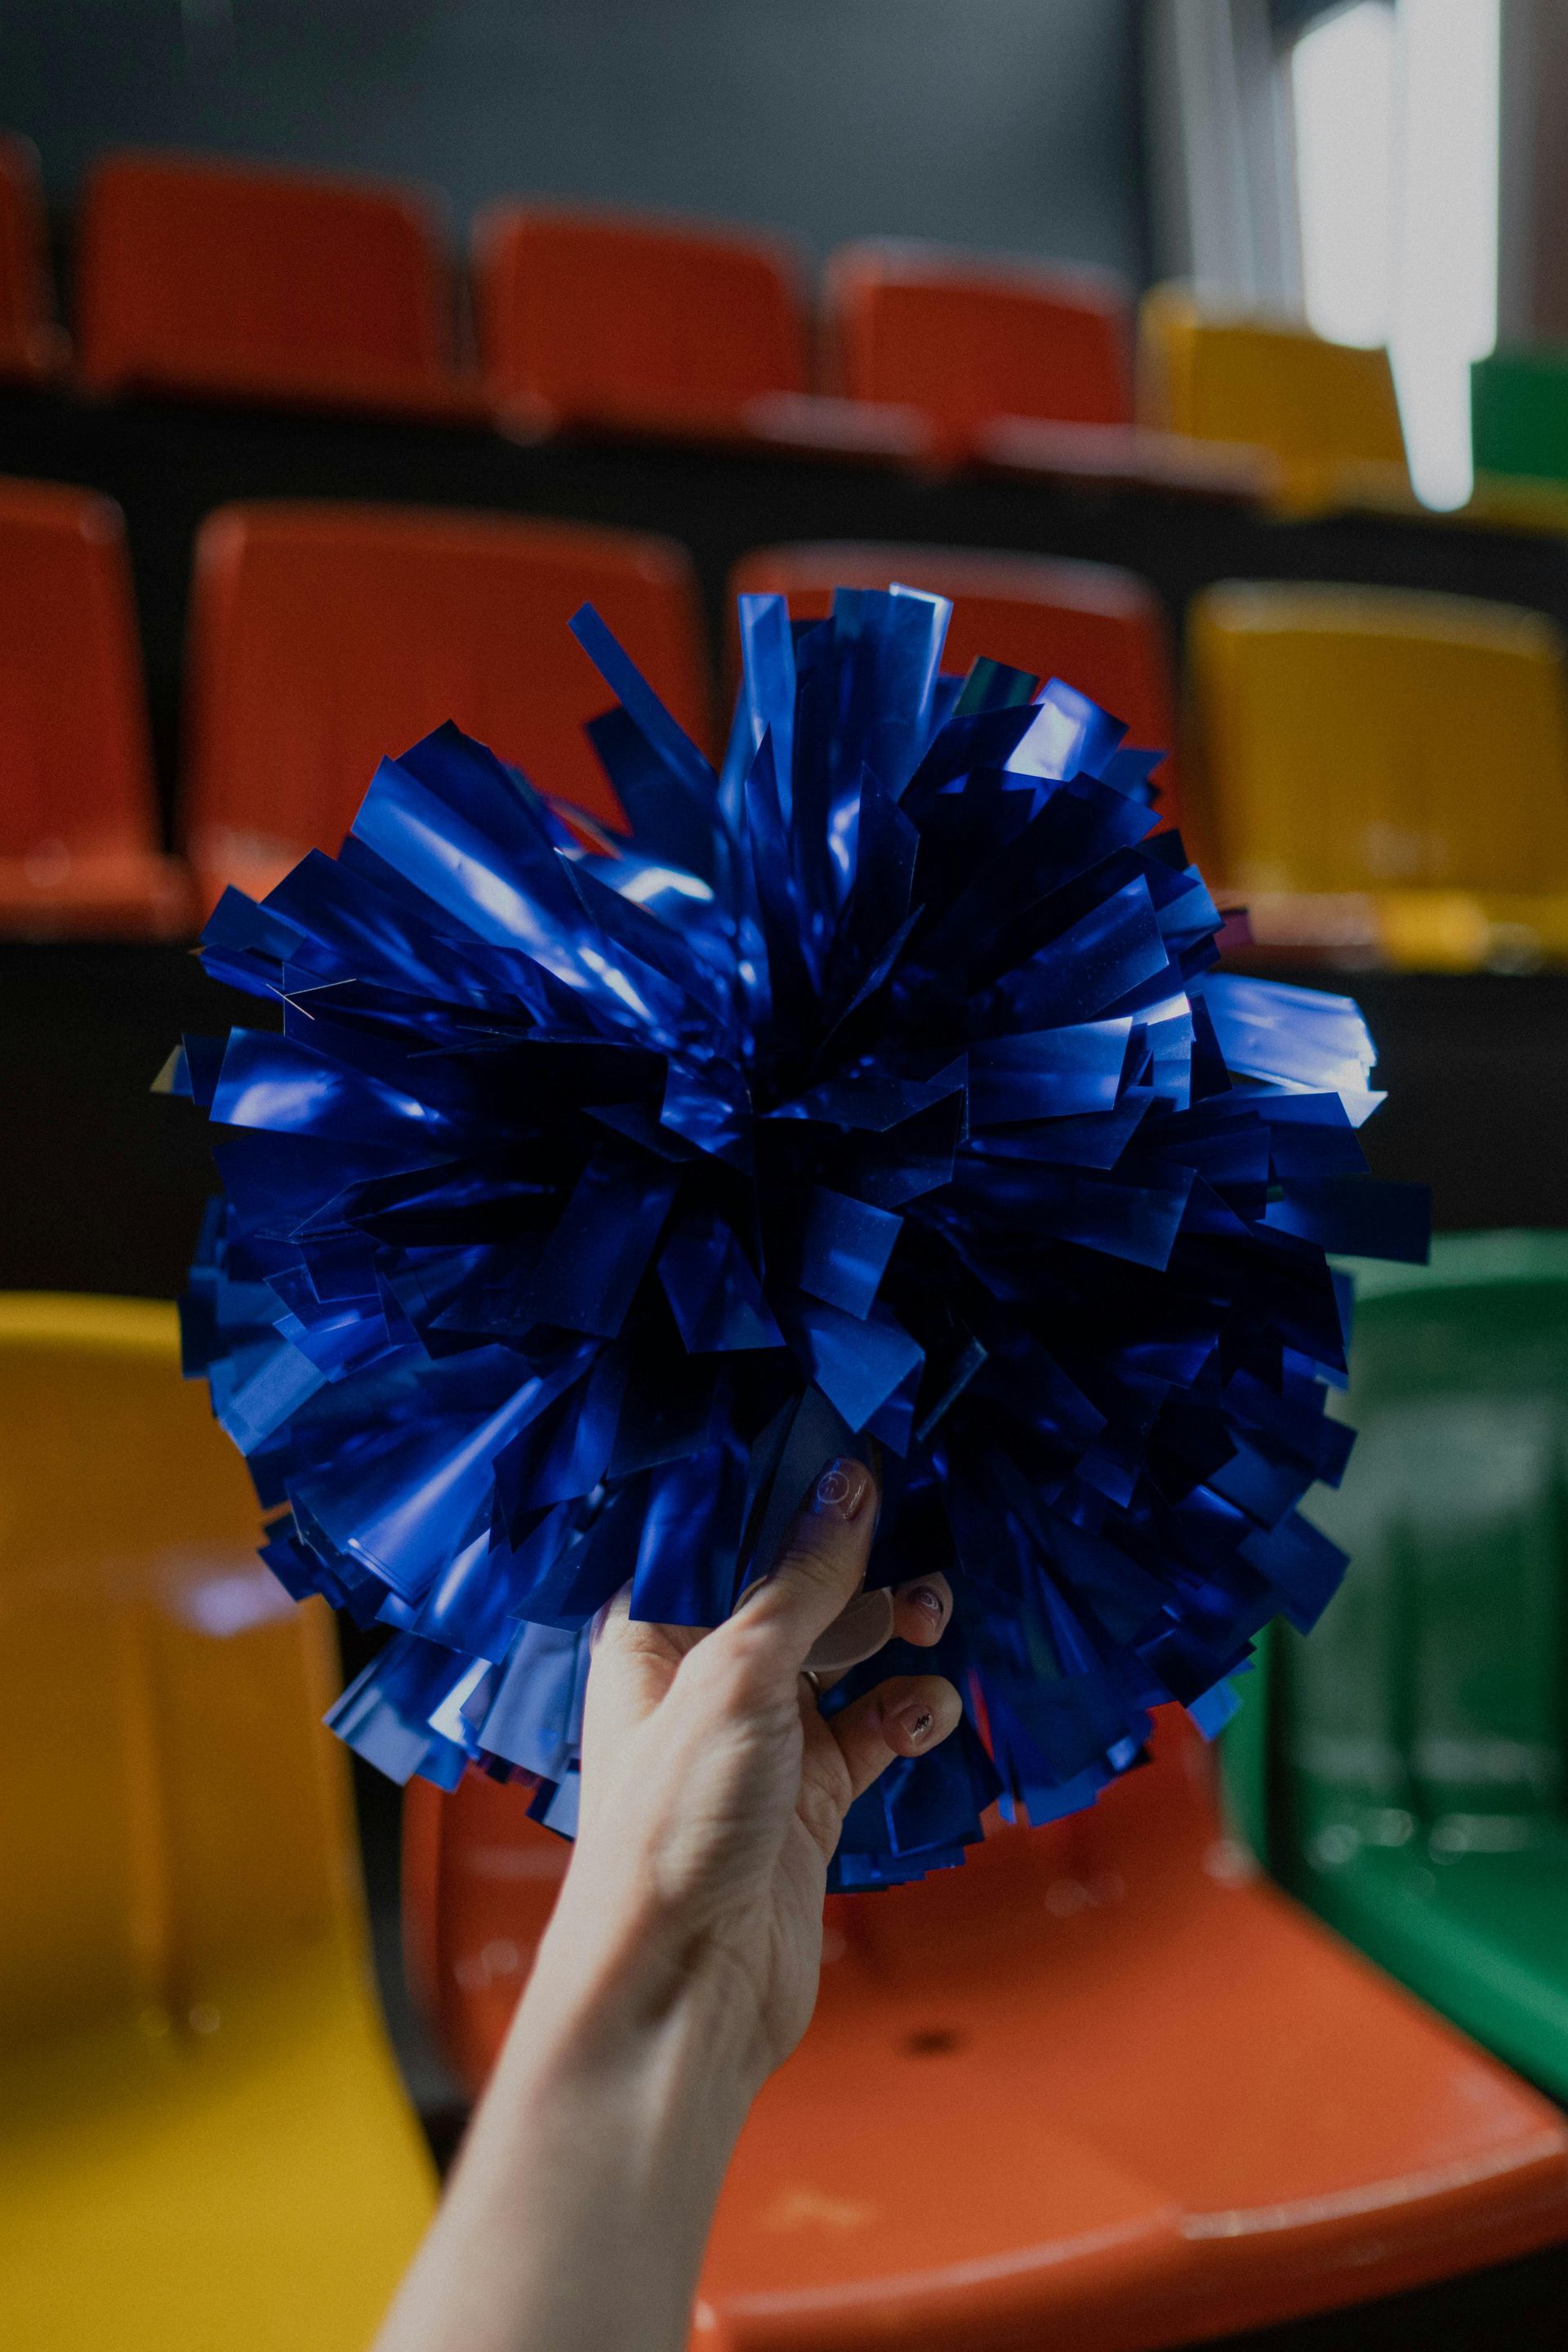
[
  {"xmin": 1138, "ymin": 284, "xmax": 1408, "ymax": 510},
  {"xmin": 1187, "ymin": 584, "xmax": 1568, "ymax": 970},
  {"xmin": 0, "ymin": 1295, "xmax": 434, "ymax": 2352}
]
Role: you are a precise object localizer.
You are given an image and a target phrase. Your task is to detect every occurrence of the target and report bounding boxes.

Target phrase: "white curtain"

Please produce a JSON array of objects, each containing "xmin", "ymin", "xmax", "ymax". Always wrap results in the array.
[{"xmin": 1143, "ymin": 0, "xmax": 1302, "ymax": 307}]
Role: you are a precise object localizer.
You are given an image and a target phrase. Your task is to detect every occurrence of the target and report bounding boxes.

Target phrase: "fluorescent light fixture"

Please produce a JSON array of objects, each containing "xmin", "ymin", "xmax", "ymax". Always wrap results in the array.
[
  {"xmin": 1290, "ymin": 0, "xmax": 1500, "ymax": 510},
  {"xmin": 1293, "ymin": 2, "xmax": 1396, "ymax": 350},
  {"xmin": 1389, "ymin": 0, "xmax": 1500, "ymax": 509}
]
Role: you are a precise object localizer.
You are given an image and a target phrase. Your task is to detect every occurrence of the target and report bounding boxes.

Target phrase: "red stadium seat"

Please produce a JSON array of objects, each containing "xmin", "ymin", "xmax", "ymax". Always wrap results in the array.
[
  {"xmin": 74, "ymin": 151, "xmax": 474, "ymax": 420},
  {"xmin": 474, "ymin": 204, "xmax": 813, "ymax": 443},
  {"xmin": 0, "ymin": 479, "xmax": 188, "ymax": 938},
  {"xmin": 183, "ymin": 500, "xmax": 713, "ymax": 915},
  {"xmin": 825, "ymin": 239, "xmax": 1134, "ymax": 460},
  {"xmin": 728, "ymin": 543, "xmax": 1181, "ymax": 831},
  {"xmin": 0, "ymin": 135, "xmax": 66, "ymax": 383},
  {"xmin": 404, "ymin": 1709, "xmax": 1568, "ymax": 2350}
]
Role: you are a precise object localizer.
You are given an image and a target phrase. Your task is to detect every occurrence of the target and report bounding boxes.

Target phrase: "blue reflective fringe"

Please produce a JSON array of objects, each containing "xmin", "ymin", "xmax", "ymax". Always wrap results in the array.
[{"xmin": 174, "ymin": 588, "xmax": 1428, "ymax": 1888}]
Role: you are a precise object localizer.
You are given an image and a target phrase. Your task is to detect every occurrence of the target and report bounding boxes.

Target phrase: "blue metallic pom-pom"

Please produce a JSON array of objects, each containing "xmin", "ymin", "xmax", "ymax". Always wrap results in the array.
[{"xmin": 172, "ymin": 586, "xmax": 1428, "ymax": 1888}]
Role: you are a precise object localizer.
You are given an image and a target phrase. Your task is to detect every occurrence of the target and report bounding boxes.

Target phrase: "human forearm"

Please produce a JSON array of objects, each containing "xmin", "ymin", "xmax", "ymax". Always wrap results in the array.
[{"xmin": 374, "ymin": 1926, "xmax": 757, "ymax": 2352}]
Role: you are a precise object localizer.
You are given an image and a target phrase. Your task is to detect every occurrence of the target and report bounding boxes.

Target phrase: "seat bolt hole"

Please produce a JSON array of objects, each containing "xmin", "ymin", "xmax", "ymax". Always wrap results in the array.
[{"xmin": 903, "ymin": 2026, "xmax": 964, "ymax": 2056}]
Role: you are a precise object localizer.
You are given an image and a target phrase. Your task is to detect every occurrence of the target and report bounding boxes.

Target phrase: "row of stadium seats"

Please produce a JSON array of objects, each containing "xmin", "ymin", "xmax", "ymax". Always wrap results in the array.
[
  {"xmin": 0, "ymin": 477, "xmax": 1175, "ymax": 935},
  {"xmin": 7, "ymin": 470, "xmax": 1568, "ymax": 969},
  {"xmin": 8, "ymin": 1291, "xmax": 1566, "ymax": 2351},
  {"xmin": 2, "ymin": 134, "xmax": 1416, "ymax": 501}
]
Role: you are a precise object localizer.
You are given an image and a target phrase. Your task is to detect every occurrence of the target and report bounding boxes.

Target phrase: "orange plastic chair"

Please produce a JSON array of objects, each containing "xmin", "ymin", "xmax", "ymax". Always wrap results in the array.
[
  {"xmin": 74, "ymin": 150, "xmax": 473, "ymax": 420},
  {"xmin": 406, "ymin": 1708, "xmax": 1568, "ymax": 2350},
  {"xmin": 0, "ymin": 1294, "xmax": 434, "ymax": 2350},
  {"xmin": 728, "ymin": 543, "xmax": 1181, "ymax": 831},
  {"xmin": 824, "ymin": 240, "xmax": 1134, "ymax": 460},
  {"xmin": 184, "ymin": 498, "xmax": 713, "ymax": 914},
  {"xmin": 0, "ymin": 477, "xmax": 189, "ymax": 938},
  {"xmin": 0, "ymin": 133, "xmax": 66, "ymax": 382},
  {"xmin": 474, "ymin": 203, "xmax": 813, "ymax": 443}
]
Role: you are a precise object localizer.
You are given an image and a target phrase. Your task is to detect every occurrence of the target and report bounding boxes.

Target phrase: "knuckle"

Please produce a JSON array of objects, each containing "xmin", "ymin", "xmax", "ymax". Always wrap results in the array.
[
  {"xmin": 710, "ymin": 1615, "xmax": 777, "ymax": 1677},
  {"xmin": 608, "ymin": 1617, "xmax": 666, "ymax": 1664},
  {"xmin": 772, "ymin": 1525, "xmax": 858, "ymax": 1597},
  {"xmin": 688, "ymin": 1617, "xmax": 786, "ymax": 1713}
]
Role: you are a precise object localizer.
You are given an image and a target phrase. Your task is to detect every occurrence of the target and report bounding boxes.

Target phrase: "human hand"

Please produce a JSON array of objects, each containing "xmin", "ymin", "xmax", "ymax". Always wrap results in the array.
[{"xmin": 533, "ymin": 1453, "xmax": 961, "ymax": 2092}]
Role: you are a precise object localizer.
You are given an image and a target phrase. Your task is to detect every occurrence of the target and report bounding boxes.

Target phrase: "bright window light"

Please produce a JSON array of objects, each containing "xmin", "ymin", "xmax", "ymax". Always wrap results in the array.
[
  {"xmin": 1389, "ymin": 0, "xmax": 1500, "ymax": 510},
  {"xmin": 1290, "ymin": 0, "xmax": 1500, "ymax": 511},
  {"xmin": 1293, "ymin": 2, "xmax": 1396, "ymax": 349}
]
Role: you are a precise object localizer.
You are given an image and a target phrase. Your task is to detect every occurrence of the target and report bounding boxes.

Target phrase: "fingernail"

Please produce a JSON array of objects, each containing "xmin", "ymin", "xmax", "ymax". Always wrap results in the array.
[
  {"xmin": 890, "ymin": 1698, "xmax": 937, "ymax": 1745},
  {"xmin": 808, "ymin": 1457, "xmax": 871, "ymax": 1522},
  {"xmin": 905, "ymin": 1583, "xmax": 945, "ymax": 1630}
]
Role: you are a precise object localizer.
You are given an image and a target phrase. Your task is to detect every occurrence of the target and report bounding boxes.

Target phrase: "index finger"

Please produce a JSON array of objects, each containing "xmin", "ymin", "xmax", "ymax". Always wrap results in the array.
[{"xmin": 710, "ymin": 1454, "xmax": 880, "ymax": 1682}]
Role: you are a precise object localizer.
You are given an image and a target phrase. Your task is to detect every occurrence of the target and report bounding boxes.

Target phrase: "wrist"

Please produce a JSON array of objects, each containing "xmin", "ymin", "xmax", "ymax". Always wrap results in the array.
[
  {"xmin": 516, "ymin": 1843, "xmax": 772, "ymax": 2108},
  {"xmin": 507, "ymin": 1890, "xmax": 766, "ymax": 2127}
]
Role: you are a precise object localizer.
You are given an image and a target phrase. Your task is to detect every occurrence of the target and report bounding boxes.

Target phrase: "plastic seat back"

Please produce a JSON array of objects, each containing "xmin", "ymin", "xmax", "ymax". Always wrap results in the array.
[
  {"xmin": 1139, "ymin": 286, "xmax": 1407, "ymax": 492},
  {"xmin": 1472, "ymin": 347, "xmax": 1568, "ymax": 488},
  {"xmin": 729, "ymin": 542, "xmax": 1179, "ymax": 828},
  {"xmin": 0, "ymin": 134, "xmax": 64, "ymax": 381},
  {"xmin": 403, "ymin": 1765, "xmax": 569, "ymax": 2095},
  {"xmin": 1293, "ymin": 1236, "xmax": 1568, "ymax": 1843},
  {"xmin": 404, "ymin": 1713, "xmax": 1224, "ymax": 2106},
  {"xmin": 1187, "ymin": 582, "xmax": 1568, "ymax": 898},
  {"xmin": 825, "ymin": 240, "xmax": 1133, "ymax": 451},
  {"xmin": 474, "ymin": 205, "xmax": 810, "ymax": 436},
  {"xmin": 0, "ymin": 478, "xmax": 160, "ymax": 865},
  {"xmin": 0, "ymin": 1296, "xmax": 354, "ymax": 2048},
  {"xmin": 184, "ymin": 500, "xmax": 712, "ymax": 911},
  {"xmin": 75, "ymin": 151, "xmax": 458, "ymax": 412}
]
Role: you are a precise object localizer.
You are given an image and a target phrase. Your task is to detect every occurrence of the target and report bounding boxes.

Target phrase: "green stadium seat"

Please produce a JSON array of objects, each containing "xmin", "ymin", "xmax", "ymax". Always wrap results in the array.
[
  {"xmin": 1472, "ymin": 349, "xmax": 1568, "ymax": 488},
  {"xmin": 1225, "ymin": 1233, "xmax": 1568, "ymax": 2098}
]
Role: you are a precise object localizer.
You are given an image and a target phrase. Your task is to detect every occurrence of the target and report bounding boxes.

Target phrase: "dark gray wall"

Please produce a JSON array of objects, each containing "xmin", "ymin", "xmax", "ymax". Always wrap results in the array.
[{"xmin": 7, "ymin": 0, "xmax": 1147, "ymax": 279}]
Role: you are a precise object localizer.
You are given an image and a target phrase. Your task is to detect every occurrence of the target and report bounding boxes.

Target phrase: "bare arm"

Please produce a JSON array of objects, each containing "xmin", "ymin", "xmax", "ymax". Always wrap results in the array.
[{"xmin": 373, "ymin": 1455, "xmax": 959, "ymax": 2352}]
